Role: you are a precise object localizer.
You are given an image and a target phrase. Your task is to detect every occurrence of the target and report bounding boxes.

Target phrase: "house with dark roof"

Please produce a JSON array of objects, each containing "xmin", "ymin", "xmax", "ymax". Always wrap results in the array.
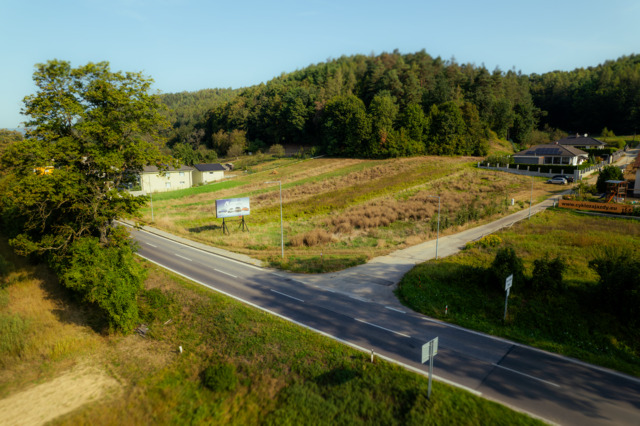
[
  {"xmin": 140, "ymin": 165, "xmax": 194, "ymax": 193},
  {"xmin": 513, "ymin": 144, "xmax": 588, "ymax": 166},
  {"xmin": 555, "ymin": 134, "xmax": 607, "ymax": 150},
  {"xmin": 193, "ymin": 163, "xmax": 226, "ymax": 185}
]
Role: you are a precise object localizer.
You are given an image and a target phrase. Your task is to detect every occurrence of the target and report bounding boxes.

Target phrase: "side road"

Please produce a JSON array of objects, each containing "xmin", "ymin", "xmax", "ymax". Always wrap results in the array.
[
  {"xmin": 125, "ymin": 146, "xmax": 639, "ymax": 307},
  {"xmin": 122, "ymin": 195, "xmax": 558, "ymax": 307}
]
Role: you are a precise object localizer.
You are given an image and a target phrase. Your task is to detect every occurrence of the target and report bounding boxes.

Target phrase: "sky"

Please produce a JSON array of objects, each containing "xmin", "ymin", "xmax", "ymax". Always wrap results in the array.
[{"xmin": 1, "ymin": 0, "xmax": 639, "ymax": 129}]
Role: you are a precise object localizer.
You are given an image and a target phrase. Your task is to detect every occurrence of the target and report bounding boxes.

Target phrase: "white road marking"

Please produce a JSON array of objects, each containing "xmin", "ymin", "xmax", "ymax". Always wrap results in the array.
[
  {"xmin": 145, "ymin": 242, "xmax": 158, "ymax": 248},
  {"xmin": 270, "ymin": 289, "xmax": 304, "ymax": 303},
  {"xmin": 355, "ymin": 318, "xmax": 412, "ymax": 338},
  {"xmin": 492, "ymin": 364, "xmax": 561, "ymax": 388},
  {"xmin": 175, "ymin": 254, "xmax": 192, "ymax": 261},
  {"xmin": 213, "ymin": 268, "xmax": 238, "ymax": 278},
  {"xmin": 385, "ymin": 306, "xmax": 406, "ymax": 314}
]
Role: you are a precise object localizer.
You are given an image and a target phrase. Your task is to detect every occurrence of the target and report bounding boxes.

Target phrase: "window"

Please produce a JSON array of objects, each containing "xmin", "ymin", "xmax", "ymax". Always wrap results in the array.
[
  {"xmin": 179, "ymin": 171, "xmax": 185, "ymax": 177},
  {"xmin": 165, "ymin": 182, "xmax": 171, "ymax": 189}
]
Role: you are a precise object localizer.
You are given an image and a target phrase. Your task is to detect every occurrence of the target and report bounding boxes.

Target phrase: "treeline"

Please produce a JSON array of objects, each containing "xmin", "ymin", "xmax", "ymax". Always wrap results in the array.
[
  {"xmin": 164, "ymin": 50, "xmax": 539, "ymax": 159},
  {"xmin": 531, "ymin": 54, "xmax": 640, "ymax": 135},
  {"xmin": 161, "ymin": 51, "xmax": 640, "ymax": 160},
  {"xmin": 160, "ymin": 88, "xmax": 238, "ymax": 147}
]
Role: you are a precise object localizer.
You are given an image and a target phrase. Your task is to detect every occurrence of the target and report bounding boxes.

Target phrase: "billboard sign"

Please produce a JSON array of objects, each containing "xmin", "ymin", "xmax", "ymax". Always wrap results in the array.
[{"xmin": 216, "ymin": 197, "xmax": 250, "ymax": 218}]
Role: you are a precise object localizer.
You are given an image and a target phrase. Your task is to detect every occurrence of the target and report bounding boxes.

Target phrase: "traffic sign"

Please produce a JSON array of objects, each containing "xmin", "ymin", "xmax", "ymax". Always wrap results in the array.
[
  {"xmin": 422, "ymin": 337, "xmax": 439, "ymax": 363},
  {"xmin": 505, "ymin": 274, "xmax": 513, "ymax": 291}
]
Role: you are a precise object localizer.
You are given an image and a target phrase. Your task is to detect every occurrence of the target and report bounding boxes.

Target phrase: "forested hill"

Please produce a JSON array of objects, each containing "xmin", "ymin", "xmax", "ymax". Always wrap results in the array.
[
  {"xmin": 161, "ymin": 51, "xmax": 640, "ymax": 160},
  {"xmin": 160, "ymin": 88, "xmax": 238, "ymax": 147}
]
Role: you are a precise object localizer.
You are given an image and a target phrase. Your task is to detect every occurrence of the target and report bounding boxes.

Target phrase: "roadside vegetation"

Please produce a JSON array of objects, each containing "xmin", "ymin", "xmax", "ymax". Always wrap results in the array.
[
  {"xmin": 396, "ymin": 209, "xmax": 640, "ymax": 377},
  {"xmin": 135, "ymin": 155, "xmax": 567, "ymax": 272},
  {"xmin": 0, "ymin": 239, "xmax": 543, "ymax": 425}
]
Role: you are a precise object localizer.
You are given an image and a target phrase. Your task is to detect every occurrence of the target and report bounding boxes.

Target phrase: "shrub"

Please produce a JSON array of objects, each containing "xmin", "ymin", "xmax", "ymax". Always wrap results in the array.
[
  {"xmin": 268, "ymin": 144, "xmax": 286, "ymax": 157},
  {"xmin": 531, "ymin": 255, "xmax": 566, "ymax": 294},
  {"xmin": 202, "ymin": 363, "xmax": 238, "ymax": 392},
  {"xmin": 596, "ymin": 165, "xmax": 624, "ymax": 193},
  {"xmin": 289, "ymin": 229, "xmax": 333, "ymax": 247},
  {"xmin": 487, "ymin": 247, "xmax": 524, "ymax": 291},
  {"xmin": 465, "ymin": 235, "xmax": 502, "ymax": 250}
]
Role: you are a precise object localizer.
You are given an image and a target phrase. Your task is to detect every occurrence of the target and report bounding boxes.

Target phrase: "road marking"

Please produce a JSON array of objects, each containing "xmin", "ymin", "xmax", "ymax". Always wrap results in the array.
[
  {"xmin": 213, "ymin": 268, "xmax": 238, "ymax": 279},
  {"xmin": 492, "ymin": 364, "xmax": 560, "ymax": 388},
  {"xmin": 270, "ymin": 289, "xmax": 304, "ymax": 303},
  {"xmin": 385, "ymin": 306, "xmax": 406, "ymax": 314},
  {"xmin": 355, "ymin": 318, "xmax": 411, "ymax": 338},
  {"xmin": 175, "ymin": 254, "xmax": 192, "ymax": 261},
  {"xmin": 145, "ymin": 242, "xmax": 158, "ymax": 248},
  {"xmin": 349, "ymin": 295, "xmax": 368, "ymax": 303}
]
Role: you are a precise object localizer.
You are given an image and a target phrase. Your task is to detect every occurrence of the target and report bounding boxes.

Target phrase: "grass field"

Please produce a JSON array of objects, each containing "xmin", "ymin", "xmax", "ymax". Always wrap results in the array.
[
  {"xmin": 134, "ymin": 155, "xmax": 566, "ymax": 272},
  {"xmin": 0, "ymin": 239, "xmax": 543, "ymax": 424},
  {"xmin": 395, "ymin": 208, "xmax": 640, "ymax": 377}
]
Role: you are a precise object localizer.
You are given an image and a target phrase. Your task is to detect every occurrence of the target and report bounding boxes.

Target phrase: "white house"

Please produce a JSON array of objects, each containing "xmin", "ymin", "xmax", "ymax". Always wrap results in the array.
[
  {"xmin": 140, "ymin": 165, "xmax": 194, "ymax": 193},
  {"xmin": 193, "ymin": 163, "xmax": 226, "ymax": 185}
]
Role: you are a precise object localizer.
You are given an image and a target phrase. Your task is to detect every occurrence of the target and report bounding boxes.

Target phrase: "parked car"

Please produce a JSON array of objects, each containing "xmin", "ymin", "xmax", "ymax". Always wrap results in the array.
[
  {"xmin": 552, "ymin": 174, "xmax": 574, "ymax": 183},
  {"xmin": 547, "ymin": 176, "xmax": 567, "ymax": 185}
]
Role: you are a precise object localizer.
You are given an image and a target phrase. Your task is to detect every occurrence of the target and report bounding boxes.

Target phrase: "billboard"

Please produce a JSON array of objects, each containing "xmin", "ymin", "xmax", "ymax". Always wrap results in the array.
[{"xmin": 216, "ymin": 197, "xmax": 250, "ymax": 218}]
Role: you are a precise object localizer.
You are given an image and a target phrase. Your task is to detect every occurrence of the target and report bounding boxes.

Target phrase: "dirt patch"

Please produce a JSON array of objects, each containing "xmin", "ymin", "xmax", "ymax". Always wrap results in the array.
[{"xmin": 0, "ymin": 363, "xmax": 120, "ymax": 425}]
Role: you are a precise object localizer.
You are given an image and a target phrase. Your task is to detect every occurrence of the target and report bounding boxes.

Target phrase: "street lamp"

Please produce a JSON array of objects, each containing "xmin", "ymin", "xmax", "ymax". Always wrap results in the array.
[
  {"xmin": 427, "ymin": 195, "xmax": 441, "ymax": 260},
  {"xmin": 265, "ymin": 180, "xmax": 284, "ymax": 258},
  {"xmin": 529, "ymin": 175, "xmax": 533, "ymax": 219}
]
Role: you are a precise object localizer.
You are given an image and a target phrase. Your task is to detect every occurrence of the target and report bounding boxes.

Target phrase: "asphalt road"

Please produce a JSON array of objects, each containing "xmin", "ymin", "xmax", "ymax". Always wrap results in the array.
[{"xmin": 127, "ymin": 224, "xmax": 640, "ymax": 425}]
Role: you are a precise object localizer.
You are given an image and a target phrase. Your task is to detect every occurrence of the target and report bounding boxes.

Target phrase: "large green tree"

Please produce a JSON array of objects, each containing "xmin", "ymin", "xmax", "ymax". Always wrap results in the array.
[
  {"xmin": 2, "ymin": 60, "xmax": 170, "ymax": 254},
  {"xmin": 0, "ymin": 60, "xmax": 170, "ymax": 331}
]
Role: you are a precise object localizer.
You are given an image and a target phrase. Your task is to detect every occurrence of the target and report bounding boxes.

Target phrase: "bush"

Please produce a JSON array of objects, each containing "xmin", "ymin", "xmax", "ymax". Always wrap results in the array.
[
  {"xmin": 290, "ymin": 229, "xmax": 333, "ymax": 247},
  {"xmin": 487, "ymin": 247, "xmax": 524, "ymax": 291},
  {"xmin": 465, "ymin": 235, "xmax": 502, "ymax": 250},
  {"xmin": 531, "ymin": 255, "xmax": 566, "ymax": 294},
  {"xmin": 268, "ymin": 144, "xmax": 286, "ymax": 157},
  {"xmin": 202, "ymin": 363, "xmax": 238, "ymax": 392},
  {"xmin": 596, "ymin": 165, "xmax": 624, "ymax": 193}
]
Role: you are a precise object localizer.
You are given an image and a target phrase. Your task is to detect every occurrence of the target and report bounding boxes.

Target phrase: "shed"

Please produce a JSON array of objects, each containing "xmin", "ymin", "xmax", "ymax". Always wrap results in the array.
[{"xmin": 193, "ymin": 163, "xmax": 226, "ymax": 185}]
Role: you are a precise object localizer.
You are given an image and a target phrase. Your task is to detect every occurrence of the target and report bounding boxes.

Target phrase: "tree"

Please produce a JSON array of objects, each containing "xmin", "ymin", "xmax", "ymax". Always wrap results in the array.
[
  {"xmin": 596, "ymin": 165, "xmax": 624, "ymax": 193},
  {"xmin": 322, "ymin": 94, "xmax": 371, "ymax": 157},
  {"xmin": 0, "ymin": 60, "xmax": 170, "ymax": 332}
]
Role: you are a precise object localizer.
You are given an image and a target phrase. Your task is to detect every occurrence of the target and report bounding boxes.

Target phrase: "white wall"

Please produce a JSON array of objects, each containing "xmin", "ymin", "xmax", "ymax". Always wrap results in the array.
[
  {"xmin": 193, "ymin": 170, "xmax": 224, "ymax": 185},
  {"xmin": 141, "ymin": 170, "xmax": 193, "ymax": 193}
]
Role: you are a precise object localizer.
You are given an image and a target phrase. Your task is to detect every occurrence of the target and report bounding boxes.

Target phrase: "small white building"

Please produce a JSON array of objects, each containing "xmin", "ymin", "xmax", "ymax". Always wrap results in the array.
[
  {"xmin": 140, "ymin": 165, "xmax": 194, "ymax": 193},
  {"xmin": 193, "ymin": 163, "xmax": 226, "ymax": 185}
]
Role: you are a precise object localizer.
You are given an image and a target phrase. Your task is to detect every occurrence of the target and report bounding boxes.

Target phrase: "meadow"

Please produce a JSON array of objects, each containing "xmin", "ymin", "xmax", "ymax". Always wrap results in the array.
[
  {"xmin": 135, "ymin": 155, "xmax": 565, "ymax": 272},
  {"xmin": 0, "ymin": 239, "xmax": 543, "ymax": 424}
]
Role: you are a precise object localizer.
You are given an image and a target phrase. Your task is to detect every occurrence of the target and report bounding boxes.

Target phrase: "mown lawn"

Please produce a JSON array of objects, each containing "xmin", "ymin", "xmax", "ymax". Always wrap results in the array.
[
  {"xmin": 396, "ymin": 209, "xmax": 640, "ymax": 377},
  {"xmin": 0, "ymin": 239, "xmax": 543, "ymax": 425}
]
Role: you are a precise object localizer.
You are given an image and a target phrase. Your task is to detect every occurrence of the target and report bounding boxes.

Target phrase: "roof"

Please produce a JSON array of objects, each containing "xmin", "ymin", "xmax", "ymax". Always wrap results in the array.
[
  {"xmin": 142, "ymin": 165, "xmax": 194, "ymax": 173},
  {"xmin": 555, "ymin": 134, "xmax": 606, "ymax": 147},
  {"xmin": 514, "ymin": 143, "xmax": 588, "ymax": 158},
  {"xmin": 193, "ymin": 163, "xmax": 226, "ymax": 172}
]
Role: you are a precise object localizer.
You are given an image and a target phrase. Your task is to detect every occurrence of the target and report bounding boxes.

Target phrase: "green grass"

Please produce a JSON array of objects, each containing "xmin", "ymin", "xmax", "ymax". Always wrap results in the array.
[
  {"xmin": 150, "ymin": 179, "xmax": 248, "ymax": 201},
  {"xmin": 396, "ymin": 209, "xmax": 640, "ymax": 376},
  {"xmin": 1, "ymin": 238, "xmax": 544, "ymax": 425}
]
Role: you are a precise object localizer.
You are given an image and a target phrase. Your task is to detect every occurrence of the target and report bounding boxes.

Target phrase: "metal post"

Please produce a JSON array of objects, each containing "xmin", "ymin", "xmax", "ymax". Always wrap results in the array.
[
  {"xmin": 503, "ymin": 288, "xmax": 510, "ymax": 321},
  {"xmin": 266, "ymin": 181, "xmax": 284, "ymax": 258},
  {"xmin": 529, "ymin": 176, "xmax": 533, "ymax": 219},
  {"xmin": 428, "ymin": 195, "xmax": 440, "ymax": 260},
  {"xmin": 428, "ymin": 343, "xmax": 434, "ymax": 399}
]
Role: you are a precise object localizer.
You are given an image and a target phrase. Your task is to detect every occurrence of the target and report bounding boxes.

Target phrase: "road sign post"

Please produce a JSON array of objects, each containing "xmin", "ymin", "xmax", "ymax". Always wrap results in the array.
[
  {"xmin": 421, "ymin": 336, "xmax": 439, "ymax": 399},
  {"xmin": 504, "ymin": 274, "xmax": 513, "ymax": 321}
]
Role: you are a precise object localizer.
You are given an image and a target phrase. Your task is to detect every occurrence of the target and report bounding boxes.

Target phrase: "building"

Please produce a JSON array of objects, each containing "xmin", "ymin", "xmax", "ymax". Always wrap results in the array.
[
  {"xmin": 193, "ymin": 163, "xmax": 226, "ymax": 185},
  {"xmin": 555, "ymin": 134, "xmax": 607, "ymax": 150},
  {"xmin": 140, "ymin": 165, "xmax": 194, "ymax": 193},
  {"xmin": 513, "ymin": 144, "xmax": 588, "ymax": 166}
]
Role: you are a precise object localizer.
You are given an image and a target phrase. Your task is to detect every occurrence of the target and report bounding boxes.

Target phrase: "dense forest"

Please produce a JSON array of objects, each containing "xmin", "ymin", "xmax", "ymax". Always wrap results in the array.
[{"xmin": 160, "ymin": 51, "xmax": 640, "ymax": 161}]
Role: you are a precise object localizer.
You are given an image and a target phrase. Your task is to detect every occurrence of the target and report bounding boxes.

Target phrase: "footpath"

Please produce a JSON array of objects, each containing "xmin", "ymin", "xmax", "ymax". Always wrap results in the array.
[{"xmin": 128, "ymin": 147, "xmax": 639, "ymax": 307}]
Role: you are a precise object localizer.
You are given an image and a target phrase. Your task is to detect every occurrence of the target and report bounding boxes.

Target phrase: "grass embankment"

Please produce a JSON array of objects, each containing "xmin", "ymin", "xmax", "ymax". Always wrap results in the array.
[
  {"xmin": 0, "ymin": 240, "xmax": 543, "ymax": 424},
  {"xmin": 396, "ymin": 209, "xmax": 640, "ymax": 377},
  {"xmin": 136, "ymin": 155, "xmax": 565, "ymax": 272}
]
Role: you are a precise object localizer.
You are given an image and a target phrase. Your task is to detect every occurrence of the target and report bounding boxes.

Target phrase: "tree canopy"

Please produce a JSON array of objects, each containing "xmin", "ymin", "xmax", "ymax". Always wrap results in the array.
[{"xmin": 0, "ymin": 60, "xmax": 170, "ymax": 331}]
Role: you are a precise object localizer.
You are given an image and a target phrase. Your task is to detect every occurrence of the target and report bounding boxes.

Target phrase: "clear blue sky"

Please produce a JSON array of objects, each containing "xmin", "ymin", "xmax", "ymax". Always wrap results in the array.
[{"xmin": 1, "ymin": 0, "xmax": 638, "ymax": 129}]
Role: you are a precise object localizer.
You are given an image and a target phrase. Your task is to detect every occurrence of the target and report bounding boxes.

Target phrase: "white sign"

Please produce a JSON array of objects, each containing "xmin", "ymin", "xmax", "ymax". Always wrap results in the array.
[
  {"xmin": 422, "ymin": 337, "xmax": 439, "ymax": 363},
  {"xmin": 216, "ymin": 197, "xmax": 250, "ymax": 218},
  {"xmin": 505, "ymin": 274, "xmax": 513, "ymax": 291}
]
